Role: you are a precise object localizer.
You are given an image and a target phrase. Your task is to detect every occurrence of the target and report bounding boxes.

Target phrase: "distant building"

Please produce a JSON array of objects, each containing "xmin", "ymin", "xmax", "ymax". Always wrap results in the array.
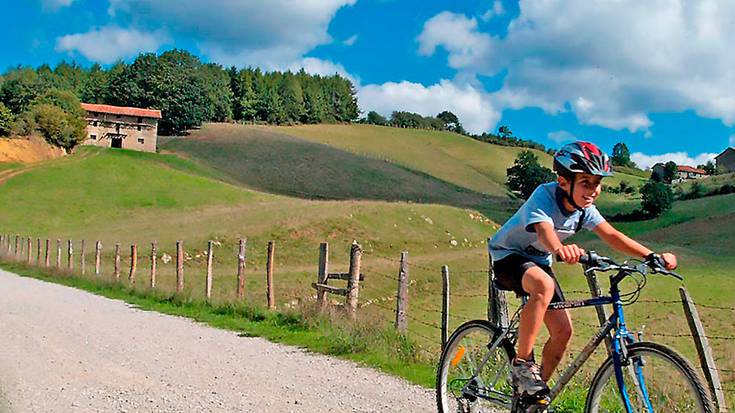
[
  {"xmin": 81, "ymin": 103, "xmax": 162, "ymax": 153},
  {"xmin": 674, "ymin": 165, "xmax": 707, "ymax": 182},
  {"xmin": 715, "ymin": 147, "xmax": 735, "ymax": 173},
  {"xmin": 651, "ymin": 163, "xmax": 707, "ymax": 183}
]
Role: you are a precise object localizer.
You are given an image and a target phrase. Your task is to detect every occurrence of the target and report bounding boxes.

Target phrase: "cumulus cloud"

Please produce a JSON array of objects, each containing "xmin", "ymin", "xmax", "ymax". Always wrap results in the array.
[
  {"xmin": 106, "ymin": 0, "xmax": 355, "ymax": 70},
  {"xmin": 55, "ymin": 26, "xmax": 168, "ymax": 63},
  {"xmin": 343, "ymin": 34, "xmax": 358, "ymax": 46},
  {"xmin": 480, "ymin": 0, "xmax": 505, "ymax": 21},
  {"xmin": 631, "ymin": 152, "xmax": 719, "ymax": 169},
  {"xmin": 358, "ymin": 79, "xmax": 500, "ymax": 134},
  {"xmin": 729, "ymin": 134, "xmax": 735, "ymax": 146},
  {"xmin": 547, "ymin": 130, "xmax": 575, "ymax": 144},
  {"xmin": 418, "ymin": 1, "xmax": 735, "ymax": 132},
  {"xmin": 43, "ymin": 0, "xmax": 75, "ymax": 11}
]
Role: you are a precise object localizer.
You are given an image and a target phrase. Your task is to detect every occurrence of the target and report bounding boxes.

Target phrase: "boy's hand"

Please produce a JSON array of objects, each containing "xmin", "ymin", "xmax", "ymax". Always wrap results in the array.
[
  {"xmin": 661, "ymin": 252, "xmax": 677, "ymax": 270},
  {"xmin": 554, "ymin": 244, "xmax": 586, "ymax": 264}
]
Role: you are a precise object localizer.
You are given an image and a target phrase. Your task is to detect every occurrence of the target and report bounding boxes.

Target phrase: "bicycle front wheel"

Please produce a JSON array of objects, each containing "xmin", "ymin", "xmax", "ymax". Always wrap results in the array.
[
  {"xmin": 436, "ymin": 320, "xmax": 516, "ymax": 413},
  {"xmin": 585, "ymin": 341, "xmax": 714, "ymax": 413}
]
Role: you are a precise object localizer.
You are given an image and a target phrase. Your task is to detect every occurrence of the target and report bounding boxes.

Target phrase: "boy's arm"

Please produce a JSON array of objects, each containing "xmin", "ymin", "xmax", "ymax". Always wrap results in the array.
[
  {"xmin": 592, "ymin": 221, "xmax": 678, "ymax": 269},
  {"xmin": 534, "ymin": 222, "xmax": 586, "ymax": 264}
]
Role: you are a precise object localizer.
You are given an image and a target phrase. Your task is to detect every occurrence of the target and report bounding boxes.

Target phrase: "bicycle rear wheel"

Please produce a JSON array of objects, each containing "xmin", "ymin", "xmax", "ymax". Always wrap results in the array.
[
  {"xmin": 436, "ymin": 320, "xmax": 516, "ymax": 413},
  {"xmin": 585, "ymin": 341, "xmax": 714, "ymax": 413}
]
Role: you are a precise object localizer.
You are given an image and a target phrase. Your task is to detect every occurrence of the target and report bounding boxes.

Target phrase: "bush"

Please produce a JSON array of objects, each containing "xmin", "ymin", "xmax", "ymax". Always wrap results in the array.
[
  {"xmin": 640, "ymin": 181, "xmax": 674, "ymax": 217},
  {"xmin": 0, "ymin": 102, "xmax": 13, "ymax": 136},
  {"xmin": 25, "ymin": 103, "xmax": 86, "ymax": 150},
  {"xmin": 506, "ymin": 150, "xmax": 556, "ymax": 199}
]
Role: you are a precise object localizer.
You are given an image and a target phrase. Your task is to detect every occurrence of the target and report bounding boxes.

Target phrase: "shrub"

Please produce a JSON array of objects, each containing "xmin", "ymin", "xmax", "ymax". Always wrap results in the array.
[
  {"xmin": 0, "ymin": 102, "xmax": 13, "ymax": 136},
  {"xmin": 640, "ymin": 181, "xmax": 674, "ymax": 217}
]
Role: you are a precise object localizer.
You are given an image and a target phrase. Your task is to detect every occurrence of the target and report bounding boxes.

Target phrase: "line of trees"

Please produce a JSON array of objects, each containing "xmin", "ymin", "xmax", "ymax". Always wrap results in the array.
[{"xmin": 0, "ymin": 49, "xmax": 359, "ymax": 139}]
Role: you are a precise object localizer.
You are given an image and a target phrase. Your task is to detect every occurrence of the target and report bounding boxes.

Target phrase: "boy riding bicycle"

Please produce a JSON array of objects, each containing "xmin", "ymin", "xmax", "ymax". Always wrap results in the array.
[{"xmin": 488, "ymin": 141, "xmax": 677, "ymax": 400}]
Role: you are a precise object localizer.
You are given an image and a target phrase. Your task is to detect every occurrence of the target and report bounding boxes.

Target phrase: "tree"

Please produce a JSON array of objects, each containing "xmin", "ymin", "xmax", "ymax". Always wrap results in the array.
[
  {"xmin": 611, "ymin": 142, "xmax": 634, "ymax": 167},
  {"xmin": 640, "ymin": 181, "xmax": 674, "ymax": 217},
  {"xmin": 366, "ymin": 111, "xmax": 387, "ymax": 125},
  {"xmin": 0, "ymin": 102, "xmax": 13, "ymax": 136},
  {"xmin": 0, "ymin": 67, "xmax": 46, "ymax": 114},
  {"xmin": 663, "ymin": 161, "xmax": 677, "ymax": 184},
  {"xmin": 437, "ymin": 110, "xmax": 462, "ymax": 132},
  {"xmin": 498, "ymin": 125, "xmax": 513, "ymax": 139},
  {"xmin": 697, "ymin": 160, "xmax": 716, "ymax": 175},
  {"xmin": 506, "ymin": 150, "xmax": 556, "ymax": 199}
]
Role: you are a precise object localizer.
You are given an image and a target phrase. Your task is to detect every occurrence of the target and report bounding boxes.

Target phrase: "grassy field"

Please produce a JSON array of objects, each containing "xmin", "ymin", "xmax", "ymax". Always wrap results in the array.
[{"xmin": 1, "ymin": 130, "xmax": 733, "ymax": 409}]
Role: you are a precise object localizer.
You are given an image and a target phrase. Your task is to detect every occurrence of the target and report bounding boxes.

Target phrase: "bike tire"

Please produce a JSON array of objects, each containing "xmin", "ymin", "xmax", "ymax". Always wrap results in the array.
[
  {"xmin": 436, "ymin": 319, "xmax": 516, "ymax": 413},
  {"xmin": 585, "ymin": 341, "xmax": 714, "ymax": 413}
]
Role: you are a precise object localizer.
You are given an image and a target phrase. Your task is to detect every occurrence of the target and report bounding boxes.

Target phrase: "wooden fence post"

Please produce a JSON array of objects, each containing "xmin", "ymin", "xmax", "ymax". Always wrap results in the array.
[
  {"xmin": 266, "ymin": 241, "xmax": 275, "ymax": 310},
  {"xmin": 150, "ymin": 242, "xmax": 157, "ymax": 288},
  {"xmin": 0, "ymin": 235, "xmax": 4, "ymax": 257},
  {"xmin": 442, "ymin": 265, "xmax": 450, "ymax": 349},
  {"xmin": 487, "ymin": 251, "xmax": 509, "ymax": 329},
  {"xmin": 679, "ymin": 287, "xmax": 727, "ymax": 412},
  {"xmin": 128, "ymin": 244, "xmax": 137, "ymax": 285},
  {"xmin": 44, "ymin": 239, "xmax": 50, "ymax": 267},
  {"xmin": 26, "ymin": 237, "xmax": 32, "ymax": 264},
  {"xmin": 205, "ymin": 240, "xmax": 213, "ymax": 300},
  {"xmin": 237, "ymin": 239, "xmax": 246, "ymax": 299},
  {"xmin": 94, "ymin": 241, "xmax": 101, "ymax": 276},
  {"xmin": 114, "ymin": 243, "xmax": 120, "ymax": 281},
  {"xmin": 67, "ymin": 240, "xmax": 73, "ymax": 271},
  {"xmin": 14, "ymin": 235, "xmax": 20, "ymax": 259},
  {"xmin": 36, "ymin": 238, "xmax": 41, "ymax": 266},
  {"xmin": 80, "ymin": 240, "xmax": 86, "ymax": 275},
  {"xmin": 317, "ymin": 242, "xmax": 329, "ymax": 309},
  {"xmin": 176, "ymin": 241, "xmax": 184, "ymax": 293},
  {"xmin": 346, "ymin": 241, "xmax": 363, "ymax": 320},
  {"xmin": 56, "ymin": 239, "xmax": 61, "ymax": 269},
  {"xmin": 395, "ymin": 251, "xmax": 409, "ymax": 334}
]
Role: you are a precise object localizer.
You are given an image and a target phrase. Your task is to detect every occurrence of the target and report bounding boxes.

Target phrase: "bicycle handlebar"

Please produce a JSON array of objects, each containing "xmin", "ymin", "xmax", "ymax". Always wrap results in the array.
[{"xmin": 556, "ymin": 251, "xmax": 683, "ymax": 280}]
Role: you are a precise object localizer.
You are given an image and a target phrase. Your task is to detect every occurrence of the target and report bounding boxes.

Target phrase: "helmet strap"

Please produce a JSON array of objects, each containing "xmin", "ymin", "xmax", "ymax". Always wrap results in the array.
[{"xmin": 563, "ymin": 175, "xmax": 584, "ymax": 211}]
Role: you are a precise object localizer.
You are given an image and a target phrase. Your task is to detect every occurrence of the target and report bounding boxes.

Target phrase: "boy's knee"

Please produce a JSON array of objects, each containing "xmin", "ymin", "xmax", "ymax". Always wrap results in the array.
[{"xmin": 522, "ymin": 268, "xmax": 555, "ymax": 301}]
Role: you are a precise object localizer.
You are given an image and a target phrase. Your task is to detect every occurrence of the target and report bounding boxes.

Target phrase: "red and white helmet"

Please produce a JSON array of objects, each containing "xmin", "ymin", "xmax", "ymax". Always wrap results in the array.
[{"xmin": 553, "ymin": 141, "xmax": 613, "ymax": 177}]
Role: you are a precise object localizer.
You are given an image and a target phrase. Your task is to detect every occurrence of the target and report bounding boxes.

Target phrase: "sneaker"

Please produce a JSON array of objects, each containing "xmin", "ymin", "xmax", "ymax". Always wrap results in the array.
[{"xmin": 511, "ymin": 358, "xmax": 549, "ymax": 398}]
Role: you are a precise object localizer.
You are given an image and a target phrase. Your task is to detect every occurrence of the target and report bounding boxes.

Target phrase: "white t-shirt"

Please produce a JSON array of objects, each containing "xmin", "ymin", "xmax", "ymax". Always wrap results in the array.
[{"xmin": 489, "ymin": 182, "xmax": 605, "ymax": 265}]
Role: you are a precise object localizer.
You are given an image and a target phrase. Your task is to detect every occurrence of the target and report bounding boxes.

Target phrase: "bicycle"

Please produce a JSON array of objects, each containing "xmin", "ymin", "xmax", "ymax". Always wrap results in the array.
[{"xmin": 436, "ymin": 251, "xmax": 714, "ymax": 412}]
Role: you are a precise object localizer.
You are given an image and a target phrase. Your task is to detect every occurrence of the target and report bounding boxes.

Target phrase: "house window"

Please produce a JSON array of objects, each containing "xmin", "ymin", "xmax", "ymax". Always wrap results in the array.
[
  {"xmin": 138, "ymin": 137, "xmax": 145, "ymax": 144},
  {"xmin": 93, "ymin": 121, "xmax": 98, "ymax": 126},
  {"xmin": 137, "ymin": 117, "xmax": 143, "ymax": 123},
  {"xmin": 116, "ymin": 114, "xmax": 121, "ymax": 119},
  {"xmin": 90, "ymin": 134, "xmax": 97, "ymax": 140},
  {"xmin": 137, "ymin": 125, "xmax": 141, "ymax": 131}
]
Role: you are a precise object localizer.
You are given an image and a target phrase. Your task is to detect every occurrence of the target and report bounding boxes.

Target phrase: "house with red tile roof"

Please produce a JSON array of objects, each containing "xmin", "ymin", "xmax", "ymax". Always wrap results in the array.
[{"xmin": 81, "ymin": 103, "xmax": 162, "ymax": 153}]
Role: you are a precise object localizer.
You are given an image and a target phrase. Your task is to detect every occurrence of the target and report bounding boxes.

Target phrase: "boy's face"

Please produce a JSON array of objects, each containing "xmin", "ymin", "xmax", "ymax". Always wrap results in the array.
[{"xmin": 558, "ymin": 173, "xmax": 603, "ymax": 208}]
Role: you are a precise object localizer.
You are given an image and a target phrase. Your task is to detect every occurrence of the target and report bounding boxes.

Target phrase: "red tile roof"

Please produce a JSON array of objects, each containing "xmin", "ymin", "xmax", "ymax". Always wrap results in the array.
[
  {"xmin": 677, "ymin": 165, "xmax": 706, "ymax": 175},
  {"xmin": 81, "ymin": 103, "xmax": 162, "ymax": 119}
]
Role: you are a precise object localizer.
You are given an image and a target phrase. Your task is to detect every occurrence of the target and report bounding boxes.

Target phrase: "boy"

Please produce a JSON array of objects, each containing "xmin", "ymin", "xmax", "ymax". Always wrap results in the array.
[{"xmin": 489, "ymin": 141, "xmax": 677, "ymax": 399}]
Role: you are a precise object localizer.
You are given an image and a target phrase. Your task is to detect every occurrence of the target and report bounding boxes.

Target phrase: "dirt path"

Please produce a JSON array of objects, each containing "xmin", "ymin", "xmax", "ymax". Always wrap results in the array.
[{"xmin": 0, "ymin": 269, "xmax": 435, "ymax": 412}]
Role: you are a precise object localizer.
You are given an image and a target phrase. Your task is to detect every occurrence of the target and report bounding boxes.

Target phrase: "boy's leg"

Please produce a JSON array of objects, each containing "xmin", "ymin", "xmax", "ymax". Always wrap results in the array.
[
  {"xmin": 516, "ymin": 266, "xmax": 555, "ymax": 360},
  {"xmin": 540, "ymin": 309, "xmax": 573, "ymax": 381}
]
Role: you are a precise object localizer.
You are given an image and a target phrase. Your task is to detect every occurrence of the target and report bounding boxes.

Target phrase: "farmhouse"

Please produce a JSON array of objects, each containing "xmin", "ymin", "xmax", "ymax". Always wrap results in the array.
[
  {"xmin": 715, "ymin": 147, "xmax": 735, "ymax": 173},
  {"xmin": 81, "ymin": 103, "xmax": 162, "ymax": 153},
  {"xmin": 651, "ymin": 163, "xmax": 707, "ymax": 183}
]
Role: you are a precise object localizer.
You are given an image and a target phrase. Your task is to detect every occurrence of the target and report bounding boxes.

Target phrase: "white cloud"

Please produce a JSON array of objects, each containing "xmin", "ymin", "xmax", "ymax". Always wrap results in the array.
[
  {"xmin": 729, "ymin": 134, "xmax": 735, "ymax": 146},
  {"xmin": 358, "ymin": 79, "xmax": 500, "ymax": 134},
  {"xmin": 55, "ymin": 26, "xmax": 167, "ymax": 63},
  {"xmin": 481, "ymin": 0, "xmax": 505, "ymax": 21},
  {"xmin": 631, "ymin": 152, "xmax": 719, "ymax": 169},
  {"xmin": 343, "ymin": 34, "xmax": 358, "ymax": 46},
  {"xmin": 418, "ymin": 1, "xmax": 735, "ymax": 132},
  {"xmin": 43, "ymin": 0, "xmax": 75, "ymax": 11},
  {"xmin": 547, "ymin": 130, "xmax": 575, "ymax": 144},
  {"xmin": 106, "ymin": 0, "xmax": 356, "ymax": 70}
]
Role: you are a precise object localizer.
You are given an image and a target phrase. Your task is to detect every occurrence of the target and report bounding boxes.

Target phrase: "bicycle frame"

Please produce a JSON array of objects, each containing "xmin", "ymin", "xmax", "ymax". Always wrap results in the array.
[{"xmin": 471, "ymin": 268, "xmax": 650, "ymax": 412}]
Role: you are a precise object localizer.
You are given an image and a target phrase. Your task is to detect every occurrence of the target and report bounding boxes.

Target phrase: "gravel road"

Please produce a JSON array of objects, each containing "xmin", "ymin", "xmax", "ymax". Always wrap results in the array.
[{"xmin": 0, "ymin": 269, "xmax": 436, "ymax": 412}]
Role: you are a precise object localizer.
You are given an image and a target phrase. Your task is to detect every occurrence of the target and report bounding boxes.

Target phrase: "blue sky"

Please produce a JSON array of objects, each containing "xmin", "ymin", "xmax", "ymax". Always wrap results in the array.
[{"xmin": 3, "ymin": 0, "xmax": 734, "ymax": 167}]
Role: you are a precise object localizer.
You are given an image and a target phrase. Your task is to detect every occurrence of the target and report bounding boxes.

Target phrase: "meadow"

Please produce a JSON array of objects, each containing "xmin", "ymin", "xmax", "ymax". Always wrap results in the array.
[{"xmin": 1, "ymin": 124, "xmax": 732, "ymax": 410}]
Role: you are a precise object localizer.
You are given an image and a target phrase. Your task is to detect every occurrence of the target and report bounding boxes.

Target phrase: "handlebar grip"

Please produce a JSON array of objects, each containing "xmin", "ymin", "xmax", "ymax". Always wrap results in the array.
[{"xmin": 555, "ymin": 251, "xmax": 593, "ymax": 265}]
